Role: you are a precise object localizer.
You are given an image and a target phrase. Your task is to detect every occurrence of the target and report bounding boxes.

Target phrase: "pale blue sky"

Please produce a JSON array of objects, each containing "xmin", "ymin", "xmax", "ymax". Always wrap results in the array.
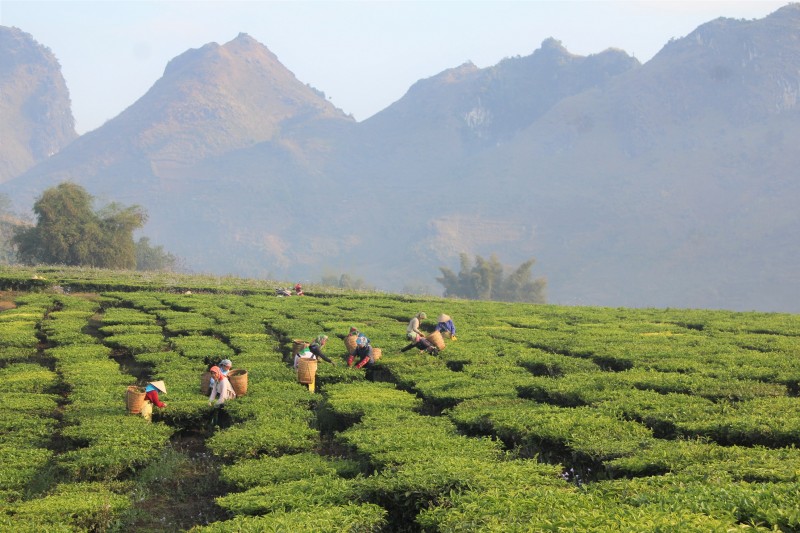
[{"xmin": 0, "ymin": 1, "xmax": 787, "ymax": 134}]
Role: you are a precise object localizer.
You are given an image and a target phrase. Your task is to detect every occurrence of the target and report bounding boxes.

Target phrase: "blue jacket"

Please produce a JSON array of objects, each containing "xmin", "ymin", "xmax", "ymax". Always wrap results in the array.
[
  {"xmin": 353, "ymin": 344, "xmax": 374, "ymax": 365},
  {"xmin": 436, "ymin": 320, "xmax": 456, "ymax": 335}
]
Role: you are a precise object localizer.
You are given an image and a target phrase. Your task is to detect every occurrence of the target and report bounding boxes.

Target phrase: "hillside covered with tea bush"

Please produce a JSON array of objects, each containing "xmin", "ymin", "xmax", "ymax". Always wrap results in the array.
[{"xmin": 1, "ymin": 266, "xmax": 798, "ymax": 532}]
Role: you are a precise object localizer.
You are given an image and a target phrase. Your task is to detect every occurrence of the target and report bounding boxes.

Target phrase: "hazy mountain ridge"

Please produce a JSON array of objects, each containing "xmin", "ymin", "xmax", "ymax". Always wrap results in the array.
[
  {"xmin": 361, "ymin": 37, "xmax": 640, "ymax": 158},
  {"xmin": 472, "ymin": 4, "xmax": 800, "ymax": 310},
  {"xmin": 1, "ymin": 32, "xmax": 353, "ymax": 203},
  {"xmin": 2, "ymin": 5, "xmax": 799, "ymax": 312},
  {"xmin": 0, "ymin": 26, "xmax": 76, "ymax": 183}
]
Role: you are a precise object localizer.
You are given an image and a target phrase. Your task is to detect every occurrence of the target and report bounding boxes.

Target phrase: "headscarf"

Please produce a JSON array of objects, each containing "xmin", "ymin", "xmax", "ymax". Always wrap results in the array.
[
  {"xmin": 219, "ymin": 359, "xmax": 232, "ymax": 368},
  {"xmin": 209, "ymin": 366, "xmax": 225, "ymax": 381},
  {"xmin": 349, "ymin": 326, "xmax": 359, "ymax": 335},
  {"xmin": 417, "ymin": 312, "xmax": 427, "ymax": 320},
  {"xmin": 356, "ymin": 335, "xmax": 368, "ymax": 347},
  {"xmin": 314, "ymin": 335, "xmax": 328, "ymax": 345}
]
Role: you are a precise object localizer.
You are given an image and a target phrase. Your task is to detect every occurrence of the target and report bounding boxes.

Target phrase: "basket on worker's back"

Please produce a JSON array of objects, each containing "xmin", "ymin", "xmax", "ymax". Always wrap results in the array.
[
  {"xmin": 373, "ymin": 347, "xmax": 383, "ymax": 361},
  {"xmin": 344, "ymin": 335, "xmax": 357, "ymax": 354},
  {"xmin": 297, "ymin": 358, "xmax": 317, "ymax": 384},
  {"xmin": 427, "ymin": 330, "xmax": 446, "ymax": 350},
  {"xmin": 200, "ymin": 371, "xmax": 212, "ymax": 394},
  {"xmin": 126, "ymin": 385, "xmax": 146, "ymax": 414},
  {"xmin": 292, "ymin": 339, "xmax": 309, "ymax": 356},
  {"xmin": 228, "ymin": 369, "xmax": 248, "ymax": 396}
]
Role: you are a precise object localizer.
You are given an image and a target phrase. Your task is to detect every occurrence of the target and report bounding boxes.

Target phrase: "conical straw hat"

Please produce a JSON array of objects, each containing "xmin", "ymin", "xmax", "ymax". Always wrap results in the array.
[
  {"xmin": 437, "ymin": 314, "xmax": 451, "ymax": 322},
  {"xmin": 148, "ymin": 380, "xmax": 167, "ymax": 394}
]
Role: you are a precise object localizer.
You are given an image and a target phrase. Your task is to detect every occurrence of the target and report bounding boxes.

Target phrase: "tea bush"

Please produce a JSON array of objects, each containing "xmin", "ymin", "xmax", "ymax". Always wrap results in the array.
[{"xmin": 2, "ymin": 266, "xmax": 800, "ymax": 530}]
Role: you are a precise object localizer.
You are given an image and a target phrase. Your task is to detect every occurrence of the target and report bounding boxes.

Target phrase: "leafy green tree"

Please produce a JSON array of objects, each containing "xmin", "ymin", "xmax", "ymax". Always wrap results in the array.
[
  {"xmin": 437, "ymin": 253, "xmax": 546, "ymax": 303},
  {"xmin": 97, "ymin": 202, "xmax": 148, "ymax": 269},
  {"xmin": 13, "ymin": 182, "xmax": 146, "ymax": 269},
  {"xmin": 135, "ymin": 237, "xmax": 180, "ymax": 271},
  {"xmin": 0, "ymin": 194, "xmax": 21, "ymax": 264}
]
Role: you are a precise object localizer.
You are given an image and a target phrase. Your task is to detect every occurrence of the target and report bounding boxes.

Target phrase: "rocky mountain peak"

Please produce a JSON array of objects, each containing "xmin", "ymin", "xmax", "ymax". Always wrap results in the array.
[
  {"xmin": 641, "ymin": 3, "xmax": 800, "ymax": 121},
  {"xmin": 95, "ymin": 33, "xmax": 352, "ymax": 164},
  {"xmin": 538, "ymin": 36, "xmax": 569, "ymax": 54},
  {"xmin": 766, "ymin": 2, "xmax": 800, "ymax": 22},
  {"xmin": 0, "ymin": 26, "xmax": 57, "ymax": 70},
  {"xmin": 0, "ymin": 26, "xmax": 76, "ymax": 183},
  {"xmin": 162, "ymin": 32, "xmax": 282, "ymax": 80}
]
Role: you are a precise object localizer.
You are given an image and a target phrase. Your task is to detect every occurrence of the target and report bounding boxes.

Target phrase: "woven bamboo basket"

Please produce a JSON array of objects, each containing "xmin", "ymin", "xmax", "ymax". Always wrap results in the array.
[
  {"xmin": 200, "ymin": 371, "xmax": 212, "ymax": 394},
  {"xmin": 297, "ymin": 358, "xmax": 317, "ymax": 384},
  {"xmin": 373, "ymin": 347, "xmax": 383, "ymax": 361},
  {"xmin": 228, "ymin": 369, "xmax": 248, "ymax": 396},
  {"xmin": 126, "ymin": 386, "xmax": 146, "ymax": 414},
  {"xmin": 427, "ymin": 330, "xmax": 446, "ymax": 350},
  {"xmin": 344, "ymin": 335, "xmax": 357, "ymax": 354},
  {"xmin": 292, "ymin": 339, "xmax": 309, "ymax": 356}
]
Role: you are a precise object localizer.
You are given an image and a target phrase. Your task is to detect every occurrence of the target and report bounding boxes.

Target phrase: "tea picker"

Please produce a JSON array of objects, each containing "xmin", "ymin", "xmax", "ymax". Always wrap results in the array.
[
  {"xmin": 406, "ymin": 312, "xmax": 427, "ymax": 340},
  {"xmin": 401, "ymin": 333, "xmax": 439, "ymax": 356},
  {"xmin": 348, "ymin": 335, "xmax": 375, "ymax": 369},
  {"xmin": 145, "ymin": 380, "xmax": 167, "ymax": 408},
  {"xmin": 436, "ymin": 313, "xmax": 457, "ymax": 340},
  {"xmin": 208, "ymin": 363, "xmax": 236, "ymax": 406}
]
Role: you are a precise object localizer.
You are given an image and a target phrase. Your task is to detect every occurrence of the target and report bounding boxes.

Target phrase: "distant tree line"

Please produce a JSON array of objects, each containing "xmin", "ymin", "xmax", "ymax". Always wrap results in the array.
[
  {"xmin": 5, "ymin": 186, "xmax": 546, "ymax": 298},
  {"xmin": 320, "ymin": 272, "xmax": 374, "ymax": 291},
  {"xmin": 437, "ymin": 253, "xmax": 546, "ymax": 303},
  {"xmin": 8, "ymin": 182, "xmax": 180, "ymax": 271}
]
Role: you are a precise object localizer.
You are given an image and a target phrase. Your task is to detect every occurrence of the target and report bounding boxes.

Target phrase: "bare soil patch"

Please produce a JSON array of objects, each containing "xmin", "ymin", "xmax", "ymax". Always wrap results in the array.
[{"xmin": 0, "ymin": 290, "xmax": 18, "ymax": 310}]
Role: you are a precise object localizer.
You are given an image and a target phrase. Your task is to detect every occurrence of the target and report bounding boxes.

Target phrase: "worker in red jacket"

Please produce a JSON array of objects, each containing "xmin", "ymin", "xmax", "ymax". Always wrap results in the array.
[
  {"xmin": 348, "ymin": 335, "xmax": 375, "ymax": 369},
  {"xmin": 144, "ymin": 380, "xmax": 167, "ymax": 408}
]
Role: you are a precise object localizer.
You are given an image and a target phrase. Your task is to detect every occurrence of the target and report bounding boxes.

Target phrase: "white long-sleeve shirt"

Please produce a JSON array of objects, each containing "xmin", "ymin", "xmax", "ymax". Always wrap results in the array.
[{"xmin": 407, "ymin": 317, "xmax": 423, "ymax": 337}]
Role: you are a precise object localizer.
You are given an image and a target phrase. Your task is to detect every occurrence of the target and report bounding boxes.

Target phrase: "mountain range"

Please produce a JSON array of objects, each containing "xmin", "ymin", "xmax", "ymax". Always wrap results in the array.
[
  {"xmin": 2, "ymin": 4, "xmax": 799, "ymax": 312},
  {"xmin": 0, "ymin": 27, "xmax": 76, "ymax": 182}
]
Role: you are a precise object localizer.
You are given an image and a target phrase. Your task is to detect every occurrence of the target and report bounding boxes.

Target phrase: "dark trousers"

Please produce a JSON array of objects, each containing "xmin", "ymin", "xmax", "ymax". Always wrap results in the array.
[{"xmin": 401, "ymin": 337, "xmax": 437, "ymax": 354}]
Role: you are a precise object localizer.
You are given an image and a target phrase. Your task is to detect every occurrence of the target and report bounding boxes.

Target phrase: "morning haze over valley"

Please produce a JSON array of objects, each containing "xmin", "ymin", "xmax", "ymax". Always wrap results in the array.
[{"xmin": 2, "ymin": 3, "xmax": 799, "ymax": 313}]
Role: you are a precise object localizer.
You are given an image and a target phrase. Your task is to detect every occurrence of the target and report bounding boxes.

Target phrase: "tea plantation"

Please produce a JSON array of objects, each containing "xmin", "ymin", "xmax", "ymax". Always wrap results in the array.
[{"xmin": 1, "ymin": 266, "xmax": 798, "ymax": 532}]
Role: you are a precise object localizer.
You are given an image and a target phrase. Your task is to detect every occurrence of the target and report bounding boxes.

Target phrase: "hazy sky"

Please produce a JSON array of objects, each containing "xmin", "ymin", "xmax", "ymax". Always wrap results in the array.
[{"xmin": 1, "ymin": 1, "xmax": 787, "ymax": 134}]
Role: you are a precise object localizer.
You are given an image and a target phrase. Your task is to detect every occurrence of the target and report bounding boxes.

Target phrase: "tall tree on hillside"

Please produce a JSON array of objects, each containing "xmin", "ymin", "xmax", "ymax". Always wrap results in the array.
[
  {"xmin": 13, "ymin": 182, "xmax": 146, "ymax": 269},
  {"xmin": 135, "ymin": 236, "xmax": 180, "ymax": 271},
  {"xmin": 0, "ymin": 194, "xmax": 21, "ymax": 264},
  {"xmin": 96, "ymin": 202, "xmax": 148, "ymax": 269},
  {"xmin": 496, "ymin": 258, "xmax": 547, "ymax": 303},
  {"xmin": 437, "ymin": 253, "xmax": 546, "ymax": 303}
]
